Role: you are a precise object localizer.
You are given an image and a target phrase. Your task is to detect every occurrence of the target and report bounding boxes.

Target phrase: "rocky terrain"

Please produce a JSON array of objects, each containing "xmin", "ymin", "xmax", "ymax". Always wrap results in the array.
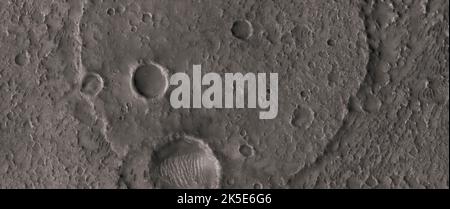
[{"xmin": 0, "ymin": 0, "xmax": 448, "ymax": 189}]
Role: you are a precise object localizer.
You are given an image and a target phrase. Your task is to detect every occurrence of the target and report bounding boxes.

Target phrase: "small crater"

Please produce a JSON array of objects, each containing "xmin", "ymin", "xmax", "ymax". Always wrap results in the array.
[
  {"xmin": 300, "ymin": 90, "xmax": 308, "ymax": 99},
  {"xmin": 132, "ymin": 62, "xmax": 168, "ymax": 99},
  {"xmin": 291, "ymin": 105, "xmax": 314, "ymax": 129},
  {"xmin": 253, "ymin": 182, "xmax": 263, "ymax": 189},
  {"xmin": 227, "ymin": 178, "xmax": 235, "ymax": 186},
  {"xmin": 15, "ymin": 51, "xmax": 29, "ymax": 66},
  {"xmin": 81, "ymin": 72, "xmax": 104, "ymax": 97},
  {"xmin": 365, "ymin": 175, "xmax": 378, "ymax": 188},
  {"xmin": 130, "ymin": 26, "xmax": 137, "ymax": 32},
  {"xmin": 327, "ymin": 38, "xmax": 335, "ymax": 46},
  {"xmin": 239, "ymin": 144, "xmax": 254, "ymax": 157},
  {"xmin": 239, "ymin": 129, "xmax": 247, "ymax": 137},
  {"xmin": 152, "ymin": 135, "xmax": 221, "ymax": 189},
  {"xmin": 142, "ymin": 13, "xmax": 153, "ymax": 23},
  {"xmin": 107, "ymin": 8, "xmax": 115, "ymax": 16},
  {"xmin": 231, "ymin": 20, "xmax": 253, "ymax": 40}
]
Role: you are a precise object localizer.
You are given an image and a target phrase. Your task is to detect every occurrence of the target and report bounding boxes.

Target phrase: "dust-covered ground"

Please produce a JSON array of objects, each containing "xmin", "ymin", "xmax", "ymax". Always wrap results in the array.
[{"xmin": 0, "ymin": 0, "xmax": 448, "ymax": 189}]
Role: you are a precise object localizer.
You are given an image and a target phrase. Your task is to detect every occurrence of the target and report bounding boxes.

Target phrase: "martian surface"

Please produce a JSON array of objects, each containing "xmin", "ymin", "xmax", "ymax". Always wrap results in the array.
[{"xmin": 0, "ymin": 0, "xmax": 448, "ymax": 189}]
